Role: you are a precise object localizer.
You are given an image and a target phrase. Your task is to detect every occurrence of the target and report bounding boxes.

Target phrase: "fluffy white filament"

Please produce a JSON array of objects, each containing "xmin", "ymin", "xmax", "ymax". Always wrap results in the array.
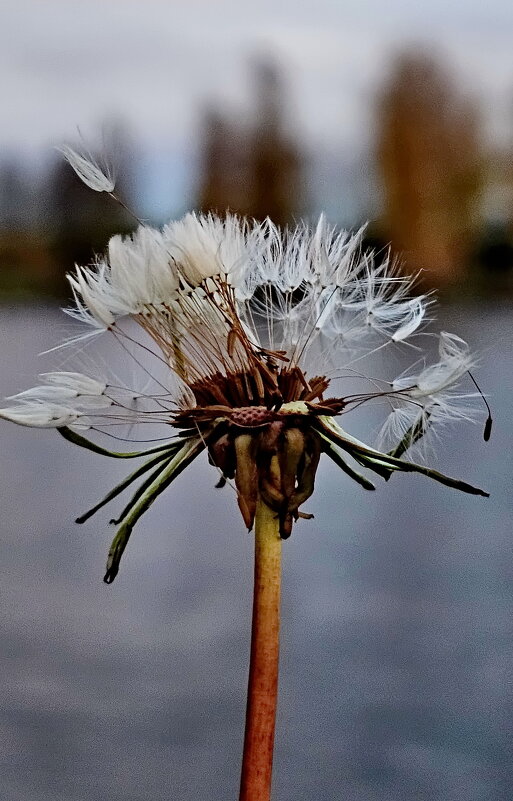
[{"xmin": 0, "ymin": 213, "xmax": 481, "ymax": 452}]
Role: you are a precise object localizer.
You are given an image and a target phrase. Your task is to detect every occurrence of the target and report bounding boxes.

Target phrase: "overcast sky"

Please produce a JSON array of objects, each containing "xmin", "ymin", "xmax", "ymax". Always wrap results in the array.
[{"xmin": 3, "ymin": 0, "xmax": 513, "ymax": 214}]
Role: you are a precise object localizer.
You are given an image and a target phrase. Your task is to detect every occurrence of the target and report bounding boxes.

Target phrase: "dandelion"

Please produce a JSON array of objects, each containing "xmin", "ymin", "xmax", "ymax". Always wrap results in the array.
[{"xmin": 0, "ymin": 156, "xmax": 489, "ymax": 801}]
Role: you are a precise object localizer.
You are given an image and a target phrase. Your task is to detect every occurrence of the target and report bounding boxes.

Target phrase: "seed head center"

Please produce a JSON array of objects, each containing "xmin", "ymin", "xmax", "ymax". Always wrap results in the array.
[{"xmin": 230, "ymin": 406, "xmax": 276, "ymax": 428}]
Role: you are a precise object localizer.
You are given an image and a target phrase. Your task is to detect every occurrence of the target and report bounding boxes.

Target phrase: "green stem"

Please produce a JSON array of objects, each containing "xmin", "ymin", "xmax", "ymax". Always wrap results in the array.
[{"xmin": 239, "ymin": 500, "xmax": 282, "ymax": 801}]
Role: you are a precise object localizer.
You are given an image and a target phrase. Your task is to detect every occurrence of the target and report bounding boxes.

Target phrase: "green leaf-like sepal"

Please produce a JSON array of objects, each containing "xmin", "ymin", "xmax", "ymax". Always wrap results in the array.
[
  {"xmin": 75, "ymin": 448, "xmax": 179, "ymax": 524},
  {"xmin": 104, "ymin": 436, "xmax": 205, "ymax": 584},
  {"xmin": 318, "ymin": 432, "xmax": 375, "ymax": 491},
  {"xmin": 314, "ymin": 417, "xmax": 489, "ymax": 498},
  {"xmin": 57, "ymin": 425, "xmax": 185, "ymax": 459}
]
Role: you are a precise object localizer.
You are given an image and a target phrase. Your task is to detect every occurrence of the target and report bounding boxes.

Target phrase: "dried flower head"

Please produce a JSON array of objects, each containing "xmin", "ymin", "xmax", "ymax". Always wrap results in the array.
[{"xmin": 0, "ymin": 174, "xmax": 489, "ymax": 582}]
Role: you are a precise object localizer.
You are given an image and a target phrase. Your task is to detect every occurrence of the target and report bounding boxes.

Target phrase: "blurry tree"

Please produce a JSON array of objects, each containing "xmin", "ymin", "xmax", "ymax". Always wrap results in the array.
[
  {"xmin": 247, "ymin": 61, "xmax": 305, "ymax": 225},
  {"xmin": 0, "ymin": 158, "xmax": 33, "ymax": 232},
  {"xmin": 0, "ymin": 156, "xmax": 54, "ymax": 297},
  {"xmin": 375, "ymin": 53, "xmax": 484, "ymax": 287},
  {"xmin": 475, "ymin": 146, "xmax": 513, "ymax": 290},
  {"xmin": 197, "ymin": 109, "xmax": 249, "ymax": 214},
  {"xmin": 197, "ymin": 59, "xmax": 305, "ymax": 226}
]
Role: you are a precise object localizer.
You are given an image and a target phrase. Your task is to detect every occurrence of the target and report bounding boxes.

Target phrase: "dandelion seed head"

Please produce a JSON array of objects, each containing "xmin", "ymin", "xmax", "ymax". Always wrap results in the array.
[{"xmin": 0, "ymin": 203, "xmax": 489, "ymax": 580}]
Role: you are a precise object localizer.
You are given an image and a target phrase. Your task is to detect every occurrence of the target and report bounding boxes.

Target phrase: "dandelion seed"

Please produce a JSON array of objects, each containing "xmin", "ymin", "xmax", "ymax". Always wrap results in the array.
[
  {"xmin": 0, "ymin": 402, "xmax": 84, "ymax": 428},
  {"xmin": 59, "ymin": 145, "xmax": 115, "ymax": 193}
]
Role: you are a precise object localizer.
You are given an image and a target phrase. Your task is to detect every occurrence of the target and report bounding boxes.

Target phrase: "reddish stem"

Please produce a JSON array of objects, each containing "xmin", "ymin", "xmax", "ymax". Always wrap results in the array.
[{"xmin": 239, "ymin": 499, "xmax": 282, "ymax": 801}]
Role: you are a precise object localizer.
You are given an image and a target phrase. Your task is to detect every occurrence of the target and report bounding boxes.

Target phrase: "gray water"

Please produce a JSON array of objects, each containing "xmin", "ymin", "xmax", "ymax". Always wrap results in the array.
[{"xmin": 0, "ymin": 304, "xmax": 511, "ymax": 801}]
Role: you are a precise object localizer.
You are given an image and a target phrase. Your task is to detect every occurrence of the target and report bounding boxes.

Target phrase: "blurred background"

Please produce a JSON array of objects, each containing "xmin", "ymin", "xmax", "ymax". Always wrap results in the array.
[{"xmin": 1, "ymin": 2, "xmax": 512, "ymax": 800}]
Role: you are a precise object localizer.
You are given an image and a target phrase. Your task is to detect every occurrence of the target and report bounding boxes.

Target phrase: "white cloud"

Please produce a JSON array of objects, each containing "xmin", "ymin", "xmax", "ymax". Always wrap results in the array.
[{"xmin": 2, "ymin": 0, "xmax": 513, "ymax": 154}]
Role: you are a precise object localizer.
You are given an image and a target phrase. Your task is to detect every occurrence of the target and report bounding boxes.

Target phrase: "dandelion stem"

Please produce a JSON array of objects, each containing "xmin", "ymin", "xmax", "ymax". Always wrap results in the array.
[{"xmin": 239, "ymin": 499, "xmax": 282, "ymax": 801}]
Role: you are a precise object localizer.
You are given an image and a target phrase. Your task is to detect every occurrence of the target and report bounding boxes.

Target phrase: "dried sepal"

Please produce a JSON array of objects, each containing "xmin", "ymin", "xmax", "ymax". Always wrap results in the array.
[
  {"xmin": 279, "ymin": 428, "xmax": 305, "ymax": 499},
  {"xmin": 208, "ymin": 433, "xmax": 236, "ymax": 480},
  {"xmin": 287, "ymin": 433, "xmax": 321, "ymax": 516},
  {"xmin": 259, "ymin": 453, "xmax": 284, "ymax": 505},
  {"xmin": 234, "ymin": 434, "xmax": 259, "ymax": 530}
]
